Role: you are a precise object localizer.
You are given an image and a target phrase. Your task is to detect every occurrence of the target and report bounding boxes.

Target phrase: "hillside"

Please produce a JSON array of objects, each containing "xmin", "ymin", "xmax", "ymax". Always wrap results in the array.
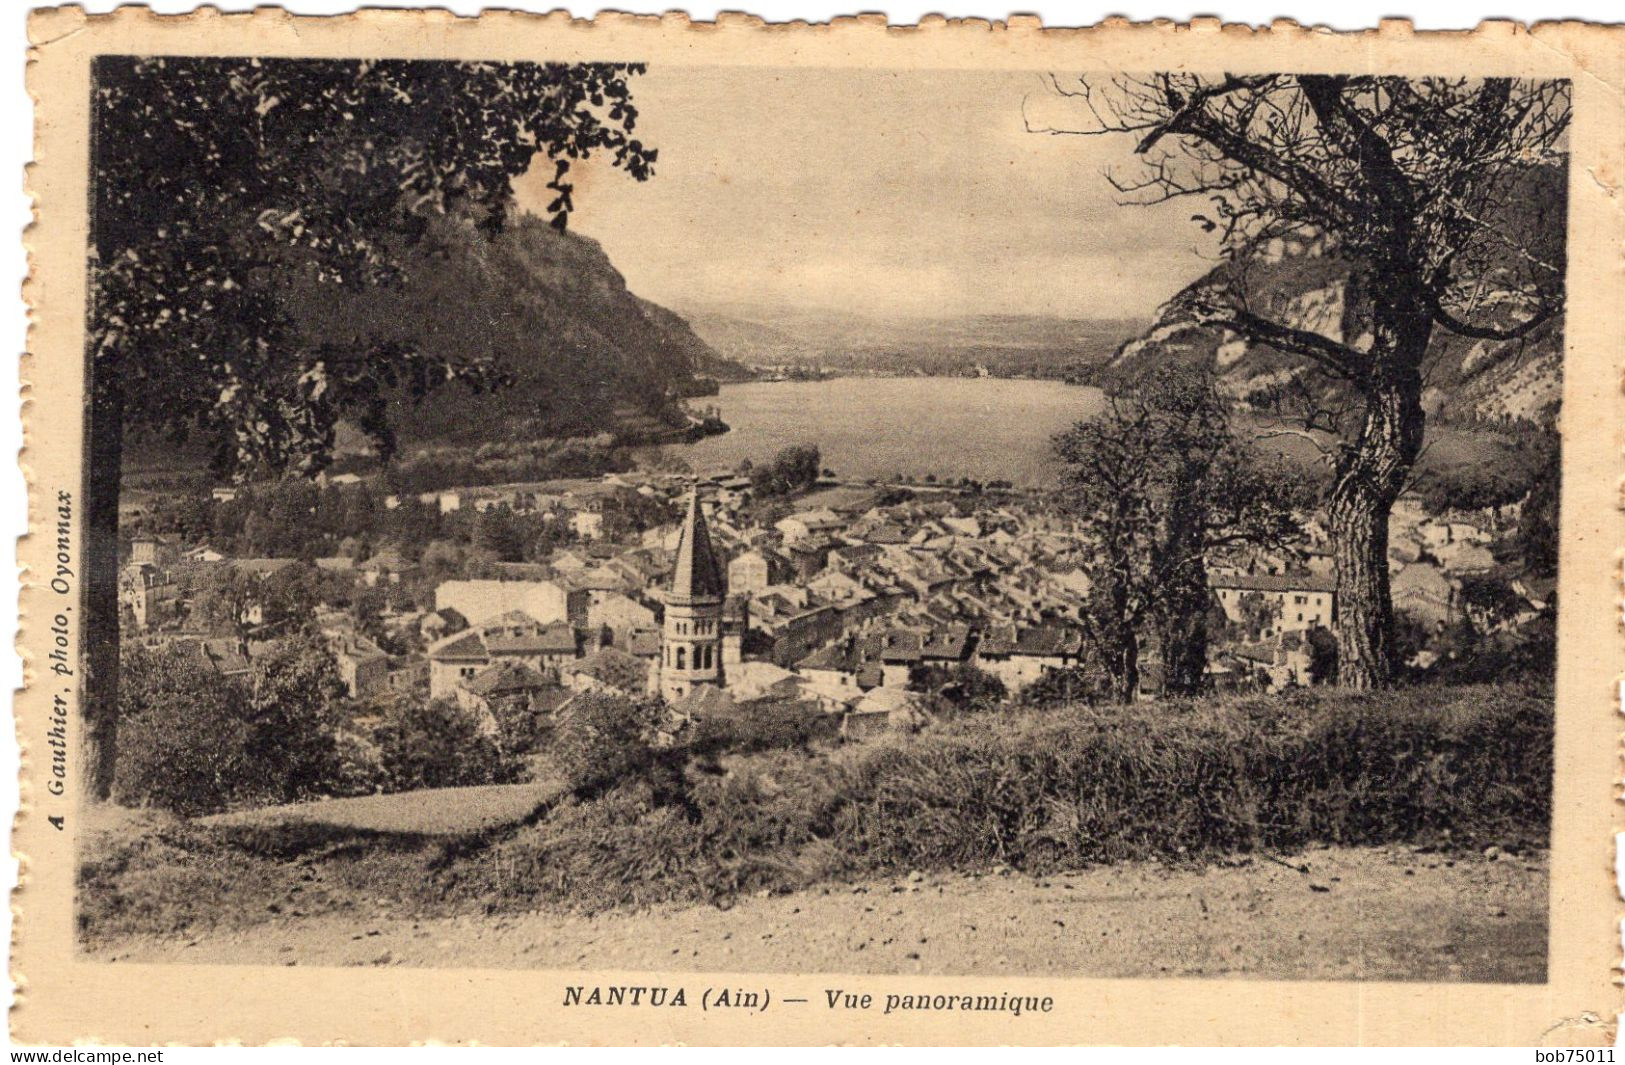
[
  {"xmin": 284, "ymin": 213, "xmax": 741, "ymax": 446},
  {"xmin": 1106, "ymin": 167, "xmax": 1565, "ymax": 429},
  {"xmin": 682, "ymin": 302, "xmax": 1147, "ymax": 380}
]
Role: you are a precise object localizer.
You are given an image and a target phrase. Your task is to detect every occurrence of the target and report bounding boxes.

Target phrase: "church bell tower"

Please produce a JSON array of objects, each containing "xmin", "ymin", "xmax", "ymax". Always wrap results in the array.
[{"xmin": 661, "ymin": 489, "xmax": 726, "ymax": 702}]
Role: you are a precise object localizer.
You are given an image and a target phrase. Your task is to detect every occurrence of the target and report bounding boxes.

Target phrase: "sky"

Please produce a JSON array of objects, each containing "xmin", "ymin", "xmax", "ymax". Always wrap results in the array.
[{"xmin": 513, "ymin": 66, "xmax": 1221, "ymax": 320}]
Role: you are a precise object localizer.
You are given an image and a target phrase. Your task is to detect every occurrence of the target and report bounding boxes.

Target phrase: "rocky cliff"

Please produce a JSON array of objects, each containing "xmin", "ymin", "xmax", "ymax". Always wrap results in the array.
[
  {"xmin": 1107, "ymin": 167, "xmax": 1565, "ymax": 429},
  {"xmin": 290, "ymin": 212, "xmax": 739, "ymax": 445}
]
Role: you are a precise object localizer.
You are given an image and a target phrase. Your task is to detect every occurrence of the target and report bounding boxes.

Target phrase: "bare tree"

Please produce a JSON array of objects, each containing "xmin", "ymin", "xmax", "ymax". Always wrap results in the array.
[
  {"xmin": 1032, "ymin": 74, "xmax": 1568, "ymax": 689},
  {"xmin": 1055, "ymin": 366, "xmax": 1302, "ymax": 701}
]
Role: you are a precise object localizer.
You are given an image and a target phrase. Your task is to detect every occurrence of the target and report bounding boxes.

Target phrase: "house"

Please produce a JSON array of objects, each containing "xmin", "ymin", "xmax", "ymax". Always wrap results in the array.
[
  {"xmin": 668, "ymin": 683, "xmax": 735, "ymax": 724},
  {"xmin": 714, "ymin": 476, "xmax": 754, "ymax": 507},
  {"xmin": 210, "ymin": 486, "xmax": 239, "ymax": 504},
  {"xmin": 119, "ymin": 562, "xmax": 177, "ymax": 632},
  {"xmin": 725, "ymin": 660, "xmax": 803, "ymax": 702},
  {"xmin": 727, "ymin": 548, "xmax": 791, "ymax": 595},
  {"xmin": 1229, "ymin": 635, "xmax": 1315, "ymax": 691},
  {"xmin": 1391, "ymin": 562, "xmax": 1456, "ymax": 625},
  {"xmin": 434, "ymin": 578, "xmax": 574, "ymax": 627},
  {"xmin": 419, "ymin": 606, "xmax": 468, "ymax": 642},
  {"xmin": 795, "ymin": 637, "xmax": 880, "ymax": 706},
  {"xmin": 748, "ymin": 586, "xmax": 843, "ymax": 667},
  {"xmin": 483, "ymin": 615, "xmax": 580, "ymax": 675},
  {"xmin": 1210, "ymin": 572, "xmax": 1336, "ymax": 634},
  {"xmin": 359, "ymin": 547, "xmax": 415, "ymax": 586},
  {"xmin": 1434, "ymin": 539, "xmax": 1496, "ymax": 574},
  {"xmin": 128, "ymin": 535, "xmax": 174, "ymax": 567},
  {"xmin": 559, "ymin": 646, "xmax": 651, "ymax": 696},
  {"xmin": 426, "ymin": 612, "xmax": 582, "ymax": 699},
  {"xmin": 841, "ymin": 686, "xmax": 930, "ymax": 740},
  {"xmin": 570, "ymin": 508, "xmax": 605, "ymax": 541},
  {"xmin": 782, "ymin": 539, "xmax": 832, "ymax": 581},
  {"xmin": 973, "ymin": 624, "xmax": 1084, "ymax": 690},
  {"xmin": 454, "ymin": 661, "xmax": 555, "ymax": 721},
  {"xmin": 427, "ymin": 630, "xmax": 491, "ymax": 699},
  {"xmin": 330, "ymin": 633, "xmax": 389, "ymax": 700},
  {"xmin": 583, "ymin": 589, "xmax": 657, "ymax": 636},
  {"xmin": 173, "ymin": 636, "xmax": 253, "ymax": 678},
  {"xmin": 775, "ymin": 508, "xmax": 845, "ymax": 543}
]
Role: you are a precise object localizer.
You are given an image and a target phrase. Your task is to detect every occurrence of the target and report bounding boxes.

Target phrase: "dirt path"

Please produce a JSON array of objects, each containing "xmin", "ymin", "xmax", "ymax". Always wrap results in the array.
[{"xmin": 90, "ymin": 845, "xmax": 1546, "ymax": 983}]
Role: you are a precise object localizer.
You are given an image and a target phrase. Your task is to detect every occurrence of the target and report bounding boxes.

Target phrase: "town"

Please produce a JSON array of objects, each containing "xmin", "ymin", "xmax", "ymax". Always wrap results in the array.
[{"xmin": 116, "ymin": 444, "xmax": 1550, "ymax": 763}]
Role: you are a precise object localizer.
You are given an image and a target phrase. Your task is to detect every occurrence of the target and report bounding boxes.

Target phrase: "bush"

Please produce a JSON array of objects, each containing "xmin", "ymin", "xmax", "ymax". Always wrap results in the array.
[
  {"xmin": 374, "ymin": 697, "xmax": 518, "ymax": 791},
  {"xmin": 843, "ymin": 682, "xmax": 1552, "ymax": 871},
  {"xmin": 92, "ymin": 681, "xmax": 1556, "ymax": 925},
  {"xmin": 115, "ymin": 647, "xmax": 253, "ymax": 816},
  {"xmin": 452, "ymin": 681, "xmax": 1552, "ymax": 912},
  {"xmin": 688, "ymin": 701, "xmax": 837, "ymax": 755},
  {"xmin": 548, "ymin": 692, "xmax": 661, "ymax": 795},
  {"xmin": 115, "ymin": 642, "xmax": 351, "ymax": 815}
]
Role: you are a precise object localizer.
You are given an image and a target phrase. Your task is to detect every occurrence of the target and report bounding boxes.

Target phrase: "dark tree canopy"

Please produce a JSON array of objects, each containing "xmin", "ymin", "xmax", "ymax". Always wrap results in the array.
[
  {"xmin": 1055, "ymin": 367, "xmax": 1303, "ymax": 700},
  {"xmin": 84, "ymin": 57, "xmax": 657, "ymax": 802},
  {"xmin": 91, "ymin": 56, "xmax": 656, "ymax": 474},
  {"xmin": 1035, "ymin": 73, "xmax": 1569, "ymax": 688}
]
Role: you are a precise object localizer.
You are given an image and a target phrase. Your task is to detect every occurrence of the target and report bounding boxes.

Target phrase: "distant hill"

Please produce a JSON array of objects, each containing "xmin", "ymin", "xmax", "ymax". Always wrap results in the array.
[
  {"xmin": 284, "ymin": 213, "xmax": 743, "ymax": 446},
  {"xmin": 680, "ymin": 302, "xmax": 1148, "ymax": 380},
  {"xmin": 1106, "ymin": 166, "xmax": 1565, "ymax": 429}
]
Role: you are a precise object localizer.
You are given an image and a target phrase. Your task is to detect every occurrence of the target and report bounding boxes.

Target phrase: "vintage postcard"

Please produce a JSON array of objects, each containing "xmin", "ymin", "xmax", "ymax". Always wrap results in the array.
[{"xmin": 13, "ymin": 5, "xmax": 1625, "ymax": 1046}]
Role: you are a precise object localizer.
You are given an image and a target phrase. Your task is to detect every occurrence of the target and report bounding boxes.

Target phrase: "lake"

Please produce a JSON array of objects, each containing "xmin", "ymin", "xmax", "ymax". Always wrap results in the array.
[{"xmin": 669, "ymin": 377, "xmax": 1104, "ymax": 486}]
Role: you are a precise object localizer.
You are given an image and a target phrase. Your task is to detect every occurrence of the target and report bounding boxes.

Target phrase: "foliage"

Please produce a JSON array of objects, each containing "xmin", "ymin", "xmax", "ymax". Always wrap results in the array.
[
  {"xmin": 1016, "ymin": 665, "xmax": 1109, "ymax": 709},
  {"xmin": 749, "ymin": 444, "xmax": 822, "ymax": 497},
  {"xmin": 1046, "ymin": 73, "xmax": 1568, "ymax": 689},
  {"xmin": 1306, "ymin": 625, "xmax": 1339, "ymax": 685},
  {"xmin": 114, "ymin": 647, "xmax": 254, "ymax": 815},
  {"xmin": 474, "ymin": 506, "xmax": 529, "ymax": 563},
  {"xmin": 94, "ymin": 56, "xmax": 655, "ymax": 475},
  {"xmin": 188, "ymin": 567, "xmax": 263, "ymax": 641},
  {"xmin": 1054, "ymin": 366, "xmax": 1304, "ymax": 699},
  {"xmin": 239, "ymin": 642, "xmax": 353, "ymax": 803},
  {"xmin": 688, "ymin": 701, "xmax": 838, "ymax": 755},
  {"xmin": 113, "ymin": 641, "xmax": 351, "ymax": 815},
  {"xmin": 374, "ymin": 696, "xmax": 518, "ymax": 792},
  {"xmin": 915, "ymin": 663, "xmax": 1009, "ymax": 715},
  {"xmin": 1457, "ymin": 572, "xmax": 1527, "ymax": 630},
  {"xmin": 1513, "ymin": 443, "xmax": 1561, "ymax": 579},
  {"xmin": 548, "ymin": 692, "xmax": 661, "ymax": 796},
  {"xmin": 598, "ymin": 490, "xmax": 679, "ymax": 542},
  {"xmin": 1413, "ymin": 430, "xmax": 1558, "ymax": 515},
  {"xmin": 85, "ymin": 682, "xmax": 1554, "ymax": 931}
]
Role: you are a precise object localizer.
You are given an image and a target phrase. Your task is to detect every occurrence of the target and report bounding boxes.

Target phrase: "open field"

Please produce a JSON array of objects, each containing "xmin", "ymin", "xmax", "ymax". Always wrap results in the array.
[
  {"xmin": 198, "ymin": 781, "xmax": 562, "ymax": 836},
  {"xmin": 87, "ymin": 844, "xmax": 1546, "ymax": 983}
]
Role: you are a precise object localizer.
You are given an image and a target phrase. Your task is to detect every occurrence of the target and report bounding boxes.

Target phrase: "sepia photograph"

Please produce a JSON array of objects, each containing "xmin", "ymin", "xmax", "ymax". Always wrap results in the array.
[
  {"xmin": 72, "ymin": 54, "xmax": 1569, "ymax": 984},
  {"xmin": 18, "ymin": 7, "xmax": 1625, "ymax": 1047}
]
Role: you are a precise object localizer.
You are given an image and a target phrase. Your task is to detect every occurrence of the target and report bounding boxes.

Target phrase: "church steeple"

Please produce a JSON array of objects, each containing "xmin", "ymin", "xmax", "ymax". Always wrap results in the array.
[
  {"xmin": 661, "ymin": 488, "xmax": 725, "ymax": 702},
  {"xmin": 670, "ymin": 489, "xmax": 725, "ymax": 603}
]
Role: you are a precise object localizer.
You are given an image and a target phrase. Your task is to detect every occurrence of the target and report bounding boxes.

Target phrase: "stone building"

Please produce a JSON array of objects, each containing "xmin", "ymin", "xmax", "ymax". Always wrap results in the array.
[{"xmin": 659, "ymin": 492, "xmax": 726, "ymax": 702}]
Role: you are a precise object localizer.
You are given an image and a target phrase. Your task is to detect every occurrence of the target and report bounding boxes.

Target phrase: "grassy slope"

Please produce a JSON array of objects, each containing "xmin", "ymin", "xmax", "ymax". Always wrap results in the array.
[{"xmin": 80, "ymin": 682, "xmax": 1551, "ymax": 946}]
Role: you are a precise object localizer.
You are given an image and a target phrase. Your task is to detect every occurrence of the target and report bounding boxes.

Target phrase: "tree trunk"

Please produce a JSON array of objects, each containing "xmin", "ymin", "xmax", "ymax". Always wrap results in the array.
[
  {"xmin": 1156, "ymin": 572, "xmax": 1211, "ymax": 697},
  {"xmin": 1111, "ymin": 632, "xmax": 1140, "ymax": 704},
  {"xmin": 1328, "ymin": 336, "xmax": 1426, "ymax": 691},
  {"xmin": 84, "ymin": 372, "xmax": 122, "ymax": 801}
]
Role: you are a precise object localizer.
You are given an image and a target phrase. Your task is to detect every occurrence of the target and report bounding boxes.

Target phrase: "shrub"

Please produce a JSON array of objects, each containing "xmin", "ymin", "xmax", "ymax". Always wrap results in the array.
[
  {"xmin": 374, "ymin": 696, "xmax": 518, "ymax": 791},
  {"xmin": 115, "ymin": 641, "xmax": 352, "ymax": 815},
  {"xmin": 688, "ymin": 701, "xmax": 837, "ymax": 755},
  {"xmin": 115, "ymin": 647, "xmax": 253, "ymax": 816},
  {"xmin": 92, "ymin": 680, "xmax": 1555, "ymax": 925}
]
